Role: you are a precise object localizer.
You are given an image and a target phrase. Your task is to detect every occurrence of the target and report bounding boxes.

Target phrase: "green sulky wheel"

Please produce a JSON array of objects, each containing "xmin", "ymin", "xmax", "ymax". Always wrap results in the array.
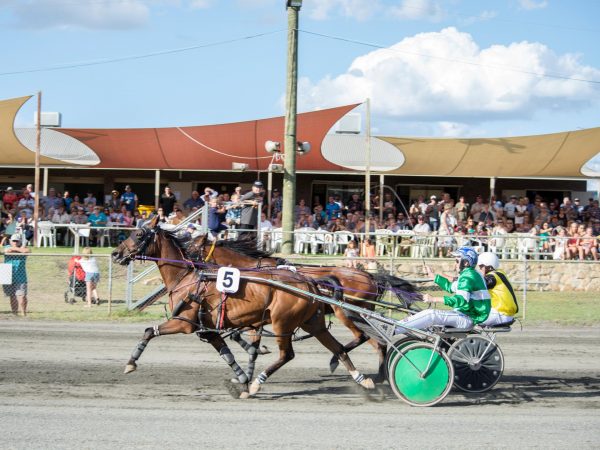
[
  {"xmin": 447, "ymin": 335, "xmax": 504, "ymax": 393},
  {"xmin": 388, "ymin": 342, "xmax": 454, "ymax": 407},
  {"xmin": 384, "ymin": 336, "xmax": 421, "ymax": 380}
]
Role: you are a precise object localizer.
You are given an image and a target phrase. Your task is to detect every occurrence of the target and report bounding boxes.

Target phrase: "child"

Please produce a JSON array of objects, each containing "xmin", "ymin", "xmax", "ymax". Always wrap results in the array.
[
  {"xmin": 344, "ymin": 240, "xmax": 359, "ymax": 268},
  {"xmin": 79, "ymin": 247, "xmax": 100, "ymax": 307}
]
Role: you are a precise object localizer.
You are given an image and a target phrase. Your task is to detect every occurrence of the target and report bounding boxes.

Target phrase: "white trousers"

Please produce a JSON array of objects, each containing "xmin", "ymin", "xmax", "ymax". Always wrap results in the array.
[
  {"xmin": 395, "ymin": 309, "xmax": 473, "ymax": 334},
  {"xmin": 480, "ymin": 309, "xmax": 514, "ymax": 327}
]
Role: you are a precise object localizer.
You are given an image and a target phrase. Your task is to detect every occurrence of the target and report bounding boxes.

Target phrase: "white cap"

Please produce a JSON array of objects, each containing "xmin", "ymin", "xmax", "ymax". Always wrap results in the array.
[{"xmin": 10, "ymin": 234, "xmax": 21, "ymax": 242}]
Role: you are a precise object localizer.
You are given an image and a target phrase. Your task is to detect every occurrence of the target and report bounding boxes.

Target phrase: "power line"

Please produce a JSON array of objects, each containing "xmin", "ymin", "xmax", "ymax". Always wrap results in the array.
[
  {"xmin": 0, "ymin": 29, "xmax": 285, "ymax": 77},
  {"xmin": 299, "ymin": 29, "xmax": 600, "ymax": 85}
]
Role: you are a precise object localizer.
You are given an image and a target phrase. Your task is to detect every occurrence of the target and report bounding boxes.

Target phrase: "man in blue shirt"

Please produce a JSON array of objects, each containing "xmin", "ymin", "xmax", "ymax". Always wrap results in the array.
[
  {"xmin": 3, "ymin": 234, "xmax": 30, "ymax": 316},
  {"xmin": 325, "ymin": 196, "xmax": 341, "ymax": 221},
  {"xmin": 120, "ymin": 185, "xmax": 138, "ymax": 213}
]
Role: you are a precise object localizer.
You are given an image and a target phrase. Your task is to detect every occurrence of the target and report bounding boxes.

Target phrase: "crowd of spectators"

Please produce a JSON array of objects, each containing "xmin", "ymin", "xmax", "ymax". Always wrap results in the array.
[{"xmin": 2, "ymin": 182, "xmax": 600, "ymax": 261}]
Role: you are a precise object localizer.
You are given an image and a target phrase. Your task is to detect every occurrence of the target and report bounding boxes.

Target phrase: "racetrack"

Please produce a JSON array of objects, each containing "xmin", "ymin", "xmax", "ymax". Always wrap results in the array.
[{"xmin": 1, "ymin": 320, "xmax": 599, "ymax": 449}]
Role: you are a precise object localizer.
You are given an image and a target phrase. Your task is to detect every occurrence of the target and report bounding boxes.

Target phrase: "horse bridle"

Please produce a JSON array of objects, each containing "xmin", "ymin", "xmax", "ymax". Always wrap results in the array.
[{"xmin": 117, "ymin": 226, "xmax": 158, "ymax": 264}]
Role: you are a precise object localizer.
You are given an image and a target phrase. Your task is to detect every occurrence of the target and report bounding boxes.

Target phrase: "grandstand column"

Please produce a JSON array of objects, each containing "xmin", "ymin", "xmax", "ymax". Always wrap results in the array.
[{"xmin": 154, "ymin": 170, "xmax": 160, "ymax": 210}]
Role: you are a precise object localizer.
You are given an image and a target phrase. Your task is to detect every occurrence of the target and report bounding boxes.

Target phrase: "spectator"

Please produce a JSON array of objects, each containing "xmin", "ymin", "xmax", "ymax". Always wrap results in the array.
[
  {"xmin": 425, "ymin": 195, "xmax": 440, "ymax": 231},
  {"xmin": 360, "ymin": 238, "xmax": 376, "ymax": 270},
  {"xmin": 62, "ymin": 191, "xmax": 73, "ymax": 213},
  {"xmin": 456, "ymin": 195, "xmax": 469, "ymax": 223},
  {"xmin": 413, "ymin": 215, "xmax": 431, "ymax": 234},
  {"xmin": 207, "ymin": 198, "xmax": 227, "ymax": 237},
  {"xmin": 183, "ymin": 190, "xmax": 204, "ymax": 212},
  {"xmin": 51, "ymin": 206, "xmax": 71, "ymax": 245},
  {"xmin": 344, "ymin": 240, "xmax": 359, "ymax": 268},
  {"xmin": 71, "ymin": 207, "xmax": 88, "ymax": 225},
  {"xmin": 2, "ymin": 234, "xmax": 30, "ymax": 316},
  {"xmin": 294, "ymin": 199, "xmax": 311, "ymax": 218},
  {"xmin": 270, "ymin": 188, "xmax": 283, "ymax": 219},
  {"xmin": 478, "ymin": 203, "xmax": 495, "ymax": 224},
  {"xmin": 552, "ymin": 227, "xmax": 568, "ymax": 260},
  {"xmin": 107, "ymin": 190, "xmax": 121, "ymax": 210},
  {"xmin": 225, "ymin": 193, "xmax": 242, "ymax": 228},
  {"xmin": 396, "ymin": 212, "xmax": 411, "ymax": 230},
  {"xmin": 382, "ymin": 193, "xmax": 396, "ymax": 217},
  {"xmin": 239, "ymin": 181, "xmax": 263, "ymax": 239},
  {"xmin": 504, "ymin": 195, "xmax": 518, "ymax": 221},
  {"xmin": 42, "ymin": 188, "xmax": 63, "ymax": 213},
  {"xmin": 296, "ymin": 213, "xmax": 312, "ymax": 229},
  {"xmin": 78, "ymin": 247, "xmax": 100, "ymax": 307},
  {"xmin": 159, "ymin": 186, "xmax": 177, "ymax": 216},
  {"xmin": 578, "ymin": 226, "xmax": 598, "ymax": 261},
  {"xmin": 87, "ymin": 206, "xmax": 107, "ymax": 246},
  {"xmin": 311, "ymin": 205, "xmax": 327, "ymax": 229},
  {"xmin": 17, "ymin": 190, "xmax": 34, "ymax": 218},
  {"xmin": 16, "ymin": 211, "xmax": 33, "ymax": 243},
  {"xmin": 469, "ymin": 195, "xmax": 485, "ymax": 222},
  {"xmin": 325, "ymin": 196, "xmax": 341, "ymax": 221},
  {"xmin": 169, "ymin": 208, "xmax": 186, "ymax": 226},
  {"xmin": 155, "ymin": 208, "xmax": 168, "ymax": 223},
  {"xmin": 2, "ymin": 187, "xmax": 18, "ymax": 211},
  {"xmin": 83, "ymin": 192, "xmax": 97, "ymax": 212},
  {"xmin": 346, "ymin": 193, "xmax": 363, "ymax": 214},
  {"xmin": 120, "ymin": 185, "xmax": 139, "ymax": 213},
  {"xmin": 514, "ymin": 197, "xmax": 528, "ymax": 227},
  {"xmin": 69, "ymin": 195, "xmax": 83, "ymax": 214}
]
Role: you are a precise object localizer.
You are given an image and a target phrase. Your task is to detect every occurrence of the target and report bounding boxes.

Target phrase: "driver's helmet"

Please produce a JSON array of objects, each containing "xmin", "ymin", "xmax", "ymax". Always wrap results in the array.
[
  {"xmin": 477, "ymin": 252, "xmax": 499, "ymax": 270},
  {"xmin": 451, "ymin": 246, "xmax": 478, "ymax": 271}
]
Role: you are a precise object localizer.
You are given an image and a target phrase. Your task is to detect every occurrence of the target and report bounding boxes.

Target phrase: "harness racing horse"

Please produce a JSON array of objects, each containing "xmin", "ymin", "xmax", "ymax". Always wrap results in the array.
[
  {"xmin": 111, "ymin": 217, "xmax": 375, "ymax": 398},
  {"xmin": 188, "ymin": 234, "xmax": 421, "ymax": 382}
]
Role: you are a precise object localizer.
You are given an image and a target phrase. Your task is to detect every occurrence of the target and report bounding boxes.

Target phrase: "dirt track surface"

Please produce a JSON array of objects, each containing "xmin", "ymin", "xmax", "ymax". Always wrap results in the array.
[{"xmin": 1, "ymin": 320, "xmax": 599, "ymax": 449}]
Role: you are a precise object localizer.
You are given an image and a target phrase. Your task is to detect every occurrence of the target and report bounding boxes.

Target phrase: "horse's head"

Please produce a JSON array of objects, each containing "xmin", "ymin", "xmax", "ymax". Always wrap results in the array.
[
  {"xmin": 186, "ymin": 232, "xmax": 212, "ymax": 261},
  {"xmin": 112, "ymin": 215, "xmax": 161, "ymax": 265}
]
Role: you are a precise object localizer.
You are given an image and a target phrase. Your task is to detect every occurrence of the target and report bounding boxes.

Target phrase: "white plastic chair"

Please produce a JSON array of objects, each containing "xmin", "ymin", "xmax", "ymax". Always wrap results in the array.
[
  {"xmin": 333, "ymin": 231, "xmax": 354, "ymax": 255},
  {"xmin": 294, "ymin": 227, "xmax": 315, "ymax": 254},
  {"xmin": 374, "ymin": 229, "xmax": 395, "ymax": 256},
  {"xmin": 518, "ymin": 233, "xmax": 540, "ymax": 260},
  {"xmin": 395, "ymin": 229, "xmax": 415, "ymax": 257},
  {"xmin": 37, "ymin": 221, "xmax": 56, "ymax": 247},
  {"xmin": 269, "ymin": 228, "xmax": 282, "ymax": 253},
  {"xmin": 488, "ymin": 231, "xmax": 508, "ymax": 259}
]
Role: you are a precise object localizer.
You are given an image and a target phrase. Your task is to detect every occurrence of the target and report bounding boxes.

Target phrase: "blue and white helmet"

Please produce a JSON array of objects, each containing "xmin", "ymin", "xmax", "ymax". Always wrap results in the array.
[{"xmin": 452, "ymin": 246, "xmax": 478, "ymax": 269}]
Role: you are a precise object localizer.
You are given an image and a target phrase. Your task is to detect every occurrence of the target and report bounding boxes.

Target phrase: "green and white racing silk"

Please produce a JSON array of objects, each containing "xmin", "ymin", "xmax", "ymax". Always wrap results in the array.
[{"xmin": 434, "ymin": 267, "xmax": 491, "ymax": 324}]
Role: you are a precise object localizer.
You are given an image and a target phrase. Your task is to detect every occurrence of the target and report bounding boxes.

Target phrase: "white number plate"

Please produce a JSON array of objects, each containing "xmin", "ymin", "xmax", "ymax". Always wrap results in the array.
[{"xmin": 216, "ymin": 267, "xmax": 241, "ymax": 293}]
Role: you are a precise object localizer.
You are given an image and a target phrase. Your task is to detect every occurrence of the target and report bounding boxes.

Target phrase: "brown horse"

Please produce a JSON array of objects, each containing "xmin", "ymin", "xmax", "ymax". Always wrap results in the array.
[
  {"xmin": 188, "ymin": 233, "xmax": 420, "ymax": 382},
  {"xmin": 111, "ymin": 217, "xmax": 374, "ymax": 397}
]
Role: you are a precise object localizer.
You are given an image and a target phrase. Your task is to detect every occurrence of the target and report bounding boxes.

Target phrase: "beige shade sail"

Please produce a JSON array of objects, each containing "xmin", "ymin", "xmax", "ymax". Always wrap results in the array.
[
  {"xmin": 0, "ymin": 96, "xmax": 72, "ymax": 166},
  {"xmin": 378, "ymin": 127, "xmax": 600, "ymax": 178}
]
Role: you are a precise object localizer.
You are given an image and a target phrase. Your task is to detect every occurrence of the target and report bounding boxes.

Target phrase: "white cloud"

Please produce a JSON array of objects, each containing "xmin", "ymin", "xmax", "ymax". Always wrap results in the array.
[
  {"xmin": 6, "ymin": 0, "xmax": 149, "ymax": 30},
  {"xmin": 518, "ymin": 0, "xmax": 548, "ymax": 11},
  {"xmin": 388, "ymin": 0, "xmax": 444, "ymax": 22},
  {"xmin": 297, "ymin": 27, "xmax": 600, "ymax": 133},
  {"xmin": 305, "ymin": 0, "xmax": 381, "ymax": 21},
  {"xmin": 188, "ymin": 0, "xmax": 213, "ymax": 9}
]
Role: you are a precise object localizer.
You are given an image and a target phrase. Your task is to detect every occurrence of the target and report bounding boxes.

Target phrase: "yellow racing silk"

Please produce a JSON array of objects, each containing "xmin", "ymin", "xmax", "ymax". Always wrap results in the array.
[{"xmin": 487, "ymin": 270, "xmax": 519, "ymax": 316}]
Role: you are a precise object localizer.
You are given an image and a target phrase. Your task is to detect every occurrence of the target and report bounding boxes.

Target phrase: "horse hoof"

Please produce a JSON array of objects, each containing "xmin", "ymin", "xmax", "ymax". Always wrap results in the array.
[
  {"xmin": 329, "ymin": 357, "xmax": 339, "ymax": 374},
  {"xmin": 124, "ymin": 364, "xmax": 137, "ymax": 374},
  {"xmin": 230, "ymin": 378, "xmax": 240, "ymax": 384},
  {"xmin": 249, "ymin": 380, "xmax": 261, "ymax": 396},
  {"xmin": 258, "ymin": 345, "xmax": 271, "ymax": 355},
  {"xmin": 360, "ymin": 378, "xmax": 375, "ymax": 390},
  {"xmin": 239, "ymin": 391, "xmax": 250, "ymax": 399}
]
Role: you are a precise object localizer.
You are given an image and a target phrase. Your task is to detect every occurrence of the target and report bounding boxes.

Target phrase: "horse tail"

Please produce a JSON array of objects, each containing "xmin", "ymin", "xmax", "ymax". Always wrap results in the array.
[{"xmin": 370, "ymin": 272, "xmax": 422, "ymax": 309}]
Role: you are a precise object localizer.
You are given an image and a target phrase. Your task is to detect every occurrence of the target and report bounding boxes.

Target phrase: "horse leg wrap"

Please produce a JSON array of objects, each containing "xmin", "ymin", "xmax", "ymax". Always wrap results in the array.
[
  {"xmin": 220, "ymin": 347, "xmax": 248, "ymax": 384},
  {"xmin": 350, "ymin": 370, "xmax": 365, "ymax": 384},
  {"xmin": 131, "ymin": 341, "xmax": 147, "ymax": 360},
  {"xmin": 255, "ymin": 371, "xmax": 268, "ymax": 385},
  {"xmin": 153, "ymin": 325, "xmax": 160, "ymax": 337},
  {"xmin": 246, "ymin": 354, "xmax": 258, "ymax": 380}
]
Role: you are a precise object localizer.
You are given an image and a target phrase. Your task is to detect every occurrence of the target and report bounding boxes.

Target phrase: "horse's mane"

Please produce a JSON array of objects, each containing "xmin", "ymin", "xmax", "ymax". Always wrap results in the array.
[
  {"xmin": 161, "ymin": 227, "xmax": 194, "ymax": 255},
  {"xmin": 215, "ymin": 237, "xmax": 274, "ymax": 260}
]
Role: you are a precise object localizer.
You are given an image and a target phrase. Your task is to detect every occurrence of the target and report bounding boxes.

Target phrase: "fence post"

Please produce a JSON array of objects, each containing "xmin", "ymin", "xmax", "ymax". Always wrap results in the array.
[
  {"xmin": 522, "ymin": 257, "xmax": 528, "ymax": 320},
  {"xmin": 126, "ymin": 261, "xmax": 134, "ymax": 309},
  {"xmin": 107, "ymin": 255, "xmax": 113, "ymax": 316}
]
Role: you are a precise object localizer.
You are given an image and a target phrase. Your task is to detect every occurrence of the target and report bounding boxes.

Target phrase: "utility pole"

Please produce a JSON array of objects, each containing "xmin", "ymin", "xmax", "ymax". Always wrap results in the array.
[{"xmin": 281, "ymin": 0, "xmax": 302, "ymax": 255}]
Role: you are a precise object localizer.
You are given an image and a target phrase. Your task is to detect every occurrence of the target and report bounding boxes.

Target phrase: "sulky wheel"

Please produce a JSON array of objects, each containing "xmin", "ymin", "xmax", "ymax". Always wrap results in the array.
[
  {"xmin": 388, "ymin": 342, "xmax": 454, "ymax": 407},
  {"xmin": 385, "ymin": 335, "xmax": 421, "ymax": 380},
  {"xmin": 447, "ymin": 335, "xmax": 504, "ymax": 393}
]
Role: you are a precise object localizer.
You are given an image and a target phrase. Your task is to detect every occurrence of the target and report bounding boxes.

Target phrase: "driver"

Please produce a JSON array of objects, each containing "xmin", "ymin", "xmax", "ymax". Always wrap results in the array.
[
  {"xmin": 395, "ymin": 247, "xmax": 490, "ymax": 333},
  {"xmin": 476, "ymin": 252, "xmax": 518, "ymax": 326}
]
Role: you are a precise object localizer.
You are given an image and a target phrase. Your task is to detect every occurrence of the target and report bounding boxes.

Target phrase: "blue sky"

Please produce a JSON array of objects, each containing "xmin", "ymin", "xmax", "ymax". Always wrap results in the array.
[{"xmin": 1, "ymin": 0, "xmax": 599, "ymax": 139}]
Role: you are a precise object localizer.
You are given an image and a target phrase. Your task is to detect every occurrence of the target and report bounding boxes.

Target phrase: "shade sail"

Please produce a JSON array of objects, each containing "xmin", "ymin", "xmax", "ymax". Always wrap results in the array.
[
  {"xmin": 378, "ymin": 127, "xmax": 600, "ymax": 178},
  {"xmin": 0, "ymin": 96, "xmax": 70, "ymax": 166},
  {"xmin": 56, "ymin": 104, "xmax": 360, "ymax": 171}
]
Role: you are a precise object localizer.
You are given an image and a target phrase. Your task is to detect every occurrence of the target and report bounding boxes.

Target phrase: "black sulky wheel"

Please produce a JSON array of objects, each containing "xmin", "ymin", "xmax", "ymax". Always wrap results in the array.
[{"xmin": 447, "ymin": 335, "xmax": 504, "ymax": 393}]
